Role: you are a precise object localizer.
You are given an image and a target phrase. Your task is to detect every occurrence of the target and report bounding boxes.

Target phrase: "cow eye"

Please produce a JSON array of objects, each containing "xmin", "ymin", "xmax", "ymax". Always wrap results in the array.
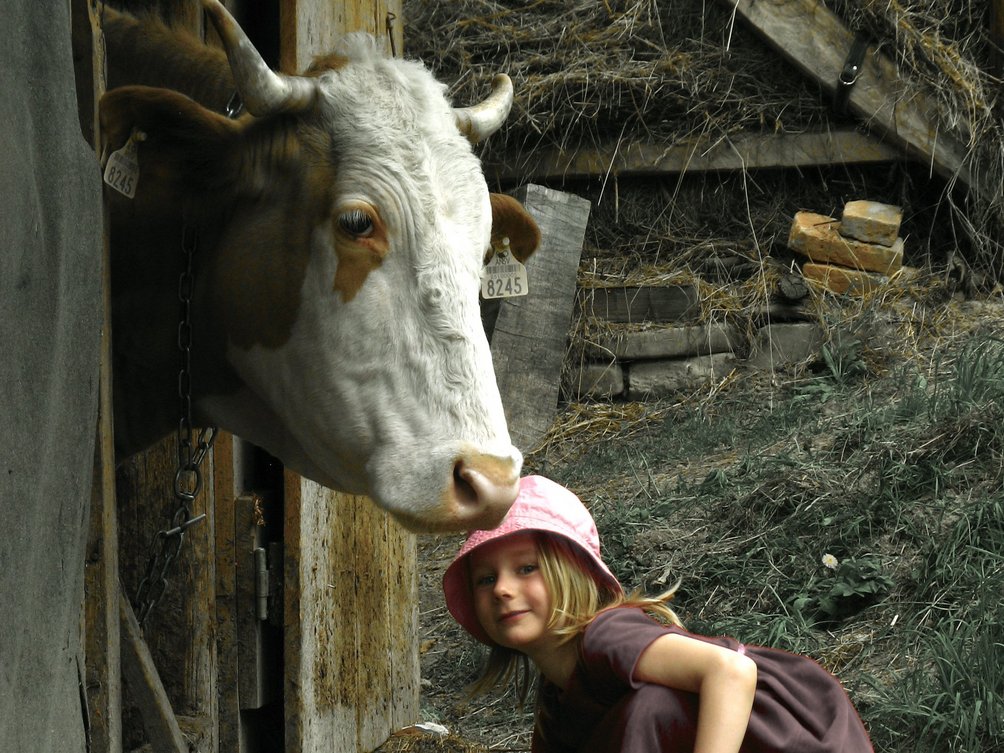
[{"xmin": 338, "ymin": 209, "xmax": 374, "ymax": 238}]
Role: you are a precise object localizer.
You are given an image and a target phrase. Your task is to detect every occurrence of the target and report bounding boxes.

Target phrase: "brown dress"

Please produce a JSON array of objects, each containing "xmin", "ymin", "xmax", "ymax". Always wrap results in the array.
[{"xmin": 532, "ymin": 607, "xmax": 873, "ymax": 753}]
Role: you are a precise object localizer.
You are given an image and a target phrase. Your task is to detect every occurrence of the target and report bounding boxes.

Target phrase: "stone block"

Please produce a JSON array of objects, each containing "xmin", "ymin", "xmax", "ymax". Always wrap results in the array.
[
  {"xmin": 747, "ymin": 322, "xmax": 824, "ymax": 369},
  {"xmin": 802, "ymin": 262, "xmax": 889, "ymax": 296},
  {"xmin": 587, "ymin": 323, "xmax": 739, "ymax": 360},
  {"xmin": 627, "ymin": 353, "xmax": 737, "ymax": 399},
  {"xmin": 788, "ymin": 211, "xmax": 903, "ymax": 275},
  {"xmin": 840, "ymin": 200, "xmax": 902, "ymax": 246},
  {"xmin": 568, "ymin": 362, "xmax": 625, "ymax": 399}
]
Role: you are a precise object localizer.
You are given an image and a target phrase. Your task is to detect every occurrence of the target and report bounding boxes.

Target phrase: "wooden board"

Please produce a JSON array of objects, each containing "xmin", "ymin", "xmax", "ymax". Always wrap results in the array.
[
  {"xmin": 485, "ymin": 129, "xmax": 901, "ymax": 182},
  {"xmin": 490, "ymin": 184, "xmax": 591, "ymax": 451},
  {"xmin": 722, "ymin": 0, "xmax": 983, "ymax": 198},
  {"xmin": 578, "ymin": 285, "xmax": 700, "ymax": 324}
]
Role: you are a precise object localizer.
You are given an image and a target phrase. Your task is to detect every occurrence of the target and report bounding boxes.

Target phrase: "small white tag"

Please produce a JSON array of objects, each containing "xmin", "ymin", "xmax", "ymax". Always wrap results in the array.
[
  {"xmin": 103, "ymin": 133, "xmax": 141, "ymax": 198},
  {"xmin": 481, "ymin": 238, "xmax": 528, "ymax": 299}
]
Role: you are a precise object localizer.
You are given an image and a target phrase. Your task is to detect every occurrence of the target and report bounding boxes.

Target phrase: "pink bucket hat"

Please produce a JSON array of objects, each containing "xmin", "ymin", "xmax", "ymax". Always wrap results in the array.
[{"xmin": 443, "ymin": 475, "xmax": 622, "ymax": 644}]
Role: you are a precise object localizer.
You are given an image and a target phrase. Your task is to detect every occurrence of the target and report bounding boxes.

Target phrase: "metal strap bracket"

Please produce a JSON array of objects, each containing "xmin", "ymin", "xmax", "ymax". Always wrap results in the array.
[{"xmin": 834, "ymin": 33, "xmax": 870, "ymax": 116}]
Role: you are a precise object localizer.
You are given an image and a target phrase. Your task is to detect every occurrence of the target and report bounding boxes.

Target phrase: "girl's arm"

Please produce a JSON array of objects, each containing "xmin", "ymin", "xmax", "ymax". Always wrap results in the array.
[{"xmin": 634, "ymin": 633, "xmax": 757, "ymax": 753}]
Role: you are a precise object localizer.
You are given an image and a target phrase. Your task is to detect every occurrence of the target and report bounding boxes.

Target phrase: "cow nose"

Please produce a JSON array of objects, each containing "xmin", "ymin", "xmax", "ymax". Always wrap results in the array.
[{"xmin": 451, "ymin": 452, "xmax": 520, "ymax": 530}]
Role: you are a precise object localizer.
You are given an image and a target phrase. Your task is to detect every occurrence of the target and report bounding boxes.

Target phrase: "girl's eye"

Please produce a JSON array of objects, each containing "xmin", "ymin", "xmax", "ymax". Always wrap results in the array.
[
  {"xmin": 519, "ymin": 563, "xmax": 538, "ymax": 575},
  {"xmin": 474, "ymin": 574, "xmax": 496, "ymax": 587},
  {"xmin": 338, "ymin": 208, "xmax": 374, "ymax": 238}
]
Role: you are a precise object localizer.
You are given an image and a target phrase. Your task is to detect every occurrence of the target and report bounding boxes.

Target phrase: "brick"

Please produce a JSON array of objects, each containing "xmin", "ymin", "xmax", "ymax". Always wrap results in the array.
[
  {"xmin": 840, "ymin": 200, "xmax": 902, "ymax": 246},
  {"xmin": 788, "ymin": 211, "xmax": 902, "ymax": 274},
  {"xmin": 802, "ymin": 262, "xmax": 888, "ymax": 295}
]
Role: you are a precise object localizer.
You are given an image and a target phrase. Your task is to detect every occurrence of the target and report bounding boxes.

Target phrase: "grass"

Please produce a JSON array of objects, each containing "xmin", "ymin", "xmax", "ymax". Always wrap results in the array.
[{"xmin": 533, "ymin": 326, "xmax": 1004, "ymax": 753}]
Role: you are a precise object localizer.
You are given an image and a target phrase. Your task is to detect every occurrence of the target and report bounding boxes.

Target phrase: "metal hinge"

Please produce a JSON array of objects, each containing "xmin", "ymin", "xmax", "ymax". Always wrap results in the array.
[{"xmin": 253, "ymin": 542, "xmax": 283, "ymax": 626}]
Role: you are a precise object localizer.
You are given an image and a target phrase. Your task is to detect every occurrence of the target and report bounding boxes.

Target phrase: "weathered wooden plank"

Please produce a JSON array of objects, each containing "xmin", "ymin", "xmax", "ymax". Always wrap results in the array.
[
  {"xmin": 386, "ymin": 522, "xmax": 419, "ymax": 733},
  {"xmin": 283, "ymin": 480, "xmax": 356, "ymax": 753},
  {"xmin": 119, "ymin": 594, "xmax": 187, "ymax": 753},
  {"xmin": 486, "ymin": 129, "xmax": 900, "ymax": 182},
  {"xmin": 578, "ymin": 285, "xmax": 700, "ymax": 324},
  {"xmin": 722, "ymin": 0, "xmax": 983, "ymax": 198},
  {"xmin": 115, "ymin": 431, "xmax": 218, "ymax": 753},
  {"xmin": 490, "ymin": 184, "xmax": 591, "ymax": 451},
  {"xmin": 212, "ymin": 433, "xmax": 243, "ymax": 753},
  {"xmin": 81, "ymin": 0, "xmax": 122, "ymax": 749}
]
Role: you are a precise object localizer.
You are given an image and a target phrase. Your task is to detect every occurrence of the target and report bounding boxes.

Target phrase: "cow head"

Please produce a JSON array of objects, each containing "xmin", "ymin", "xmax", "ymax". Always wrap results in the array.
[{"xmin": 100, "ymin": 0, "xmax": 541, "ymax": 532}]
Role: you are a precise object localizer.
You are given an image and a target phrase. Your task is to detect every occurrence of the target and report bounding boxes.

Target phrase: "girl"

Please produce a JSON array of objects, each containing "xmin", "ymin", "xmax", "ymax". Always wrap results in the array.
[{"xmin": 443, "ymin": 475, "xmax": 874, "ymax": 753}]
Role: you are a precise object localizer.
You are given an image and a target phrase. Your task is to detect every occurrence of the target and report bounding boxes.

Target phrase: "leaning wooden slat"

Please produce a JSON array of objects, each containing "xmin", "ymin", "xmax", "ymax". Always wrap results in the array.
[
  {"xmin": 722, "ymin": 0, "xmax": 983, "ymax": 198},
  {"xmin": 119, "ymin": 593, "xmax": 187, "ymax": 753}
]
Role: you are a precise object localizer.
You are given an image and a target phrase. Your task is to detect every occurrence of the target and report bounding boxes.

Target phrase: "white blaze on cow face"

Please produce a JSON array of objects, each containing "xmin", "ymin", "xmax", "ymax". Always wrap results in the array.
[{"xmin": 222, "ymin": 35, "xmax": 522, "ymax": 531}]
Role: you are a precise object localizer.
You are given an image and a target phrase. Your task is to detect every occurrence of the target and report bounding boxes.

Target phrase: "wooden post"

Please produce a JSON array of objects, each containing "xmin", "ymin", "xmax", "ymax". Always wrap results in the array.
[
  {"xmin": 80, "ymin": 0, "xmax": 123, "ymax": 750},
  {"xmin": 490, "ymin": 185, "xmax": 591, "ymax": 452},
  {"xmin": 279, "ymin": 2, "xmax": 416, "ymax": 752}
]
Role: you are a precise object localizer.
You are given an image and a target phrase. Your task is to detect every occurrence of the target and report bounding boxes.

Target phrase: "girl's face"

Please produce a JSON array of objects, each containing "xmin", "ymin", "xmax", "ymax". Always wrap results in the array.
[{"xmin": 469, "ymin": 531, "xmax": 553, "ymax": 654}]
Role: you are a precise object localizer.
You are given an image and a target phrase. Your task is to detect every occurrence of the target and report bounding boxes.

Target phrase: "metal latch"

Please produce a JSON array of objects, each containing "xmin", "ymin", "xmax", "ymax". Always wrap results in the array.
[{"xmin": 253, "ymin": 542, "xmax": 283, "ymax": 626}]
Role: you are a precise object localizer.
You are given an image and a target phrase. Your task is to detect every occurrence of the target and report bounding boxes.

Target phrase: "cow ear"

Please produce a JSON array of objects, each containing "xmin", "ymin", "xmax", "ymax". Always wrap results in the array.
[
  {"xmin": 489, "ymin": 193, "xmax": 541, "ymax": 263},
  {"xmin": 99, "ymin": 85, "xmax": 240, "ymax": 193}
]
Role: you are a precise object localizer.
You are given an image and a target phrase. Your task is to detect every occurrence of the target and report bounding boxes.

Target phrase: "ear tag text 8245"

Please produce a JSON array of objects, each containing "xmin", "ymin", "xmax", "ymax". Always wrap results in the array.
[
  {"xmin": 481, "ymin": 237, "xmax": 529, "ymax": 300},
  {"xmin": 103, "ymin": 129, "xmax": 145, "ymax": 199}
]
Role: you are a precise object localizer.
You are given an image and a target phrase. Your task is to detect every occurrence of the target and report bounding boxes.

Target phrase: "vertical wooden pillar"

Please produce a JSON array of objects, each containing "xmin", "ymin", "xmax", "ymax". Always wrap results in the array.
[
  {"xmin": 279, "ymin": 6, "xmax": 414, "ymax": 752},
  {"xmin": 80, "ymin": 0, "xmax": 123, "ymax": 749}
]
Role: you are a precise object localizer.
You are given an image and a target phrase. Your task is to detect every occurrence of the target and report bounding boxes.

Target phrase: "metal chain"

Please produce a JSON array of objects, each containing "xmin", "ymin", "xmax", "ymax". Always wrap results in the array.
[{"xmin": 134, "ymin": 223, "xmax": 218, "ymax": 629}]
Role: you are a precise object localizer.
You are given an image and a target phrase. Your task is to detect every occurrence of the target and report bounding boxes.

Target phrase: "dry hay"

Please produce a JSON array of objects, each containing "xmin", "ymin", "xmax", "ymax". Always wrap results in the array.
[{"xmin": 406, "ymin": 0, "xmax": 1004, "ymax": 283}]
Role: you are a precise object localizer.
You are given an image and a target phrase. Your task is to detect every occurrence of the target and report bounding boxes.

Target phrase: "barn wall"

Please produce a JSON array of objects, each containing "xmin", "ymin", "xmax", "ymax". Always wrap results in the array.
[{"xmin": 0, "ymin": 2, "xmax": 103, "ymax": 752}]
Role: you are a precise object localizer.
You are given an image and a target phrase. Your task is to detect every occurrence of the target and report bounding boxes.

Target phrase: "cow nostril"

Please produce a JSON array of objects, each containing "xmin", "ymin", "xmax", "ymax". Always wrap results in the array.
[{"xmin": 453, "ymin": 461, "xmax": 478, "ymax": 508}]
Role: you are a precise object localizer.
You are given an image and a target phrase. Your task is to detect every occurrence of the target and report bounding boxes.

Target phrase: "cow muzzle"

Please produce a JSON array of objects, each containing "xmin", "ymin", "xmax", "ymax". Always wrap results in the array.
[{"xmin": 370, "ymin": 443, "xmax": 522, "ymax": 533}]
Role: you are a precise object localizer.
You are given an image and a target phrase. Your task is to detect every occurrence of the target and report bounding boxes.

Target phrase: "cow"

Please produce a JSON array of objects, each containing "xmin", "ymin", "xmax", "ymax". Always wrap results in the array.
[{"xmin": 99, "ymin": 0, "xmax": 541, "ymax": 532}]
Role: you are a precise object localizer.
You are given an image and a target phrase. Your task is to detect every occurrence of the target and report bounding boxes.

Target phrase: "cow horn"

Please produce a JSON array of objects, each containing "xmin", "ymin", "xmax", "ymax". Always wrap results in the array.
[
  {"xmin": 201, "ymin": 0, "xmax": 317, "ymax": 116},
  {"xmin": 454, "ymin": 74, "xmax": 514, "ymax": 144}
]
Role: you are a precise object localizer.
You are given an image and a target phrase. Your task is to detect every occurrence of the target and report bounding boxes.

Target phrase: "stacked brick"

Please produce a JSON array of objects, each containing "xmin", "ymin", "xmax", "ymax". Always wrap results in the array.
[{"xmin": 788, "ymin": 201, "xmax": 904, "ymax": 294}]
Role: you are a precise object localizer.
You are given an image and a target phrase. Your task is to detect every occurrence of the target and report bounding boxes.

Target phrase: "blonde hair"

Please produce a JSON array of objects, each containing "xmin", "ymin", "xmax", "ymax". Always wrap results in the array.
[{"xmin": 465, "ymin": 532, "xmax": 684, "ymax": 705}]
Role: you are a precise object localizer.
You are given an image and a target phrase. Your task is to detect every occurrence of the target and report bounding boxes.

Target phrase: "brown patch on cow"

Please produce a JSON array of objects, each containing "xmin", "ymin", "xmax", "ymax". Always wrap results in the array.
[
  {"xmin": 214, "ymin": 130, "xmax": 338, "ymax": 351},
  {"xmin": 332, "ymin": 202, "xmax": 389, "ymax": 303},
  {"xmin": 305, "ymin": 53, "xmax": 349, "ymax": 75},
  {"xmin": 488, "ymin": 193, "xmax": 541, "ymax": 262}
]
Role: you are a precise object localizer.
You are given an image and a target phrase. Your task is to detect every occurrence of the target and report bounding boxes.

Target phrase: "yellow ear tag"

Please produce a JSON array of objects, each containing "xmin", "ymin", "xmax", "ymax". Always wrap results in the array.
[
  {"xmin": 481, "ymin": 237, "xmax": 529, "ymax": 299},
  {"xmin": 103, "ymin": 129, "xmax": 145, "ymax": 199}
]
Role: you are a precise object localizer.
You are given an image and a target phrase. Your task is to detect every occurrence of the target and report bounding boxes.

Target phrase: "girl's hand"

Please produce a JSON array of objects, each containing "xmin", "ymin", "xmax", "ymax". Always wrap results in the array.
[{"xmin": 634, "ymin": 633, "xmax": 757, "ymax": 753}]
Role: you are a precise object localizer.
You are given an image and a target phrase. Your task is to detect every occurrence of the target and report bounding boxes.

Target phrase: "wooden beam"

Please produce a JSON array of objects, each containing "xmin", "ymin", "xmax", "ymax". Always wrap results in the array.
[
  {"xmin": 486, "ymin": 129, "xmax": 902, "ymax": 182},
  {"xmin": 578, "ymin": 285, "xmax": 700, "ymax": 324},
  {"xmin": 119, "ymin": 593, "xmax": 187, "ymax": 753},
  {"xmin": 722, "ymin": 0, "xmax": 983, "ymax": 197}
]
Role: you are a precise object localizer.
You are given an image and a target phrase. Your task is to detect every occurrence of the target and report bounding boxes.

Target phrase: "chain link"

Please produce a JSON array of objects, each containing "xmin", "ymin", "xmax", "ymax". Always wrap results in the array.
[{"xmin": 134, "ymin": 224, "xmax": 218, "ymax": 629}]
